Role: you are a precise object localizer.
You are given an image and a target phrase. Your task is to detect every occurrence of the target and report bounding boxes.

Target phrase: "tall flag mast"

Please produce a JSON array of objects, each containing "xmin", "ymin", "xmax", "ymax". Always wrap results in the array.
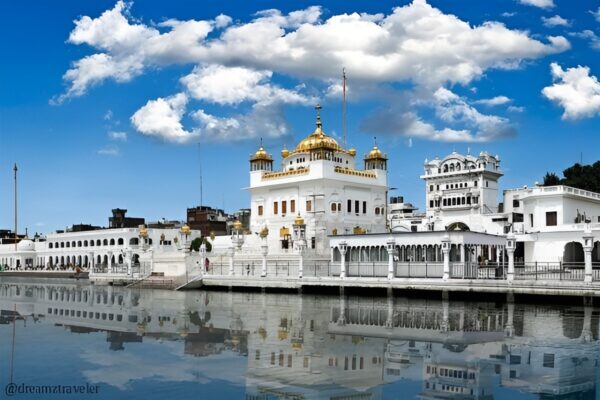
[
  {"xmin": 13, "ymin": 163, "xmax": 18, "ymax": 251},
  {"xmin": 342, "ymin": 68, "xmax": 347, "ymax": 147}
]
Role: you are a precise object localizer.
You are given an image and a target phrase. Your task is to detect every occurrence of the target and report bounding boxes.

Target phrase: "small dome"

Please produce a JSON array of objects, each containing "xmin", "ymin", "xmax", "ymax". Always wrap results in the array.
[
  {"xmin": 281, "ymin": 147, "xmax": 290, "ymax": 158},
  {"xmin": 294, "ymin": 214, "xmax": 305, "ymax": 225},
  {"xmin": 17, "ymin": 239, "xmax": 35, "ymax": 252},
  {"xmin": 364, "ymin": 146, "xmax": 387, "ymax": 160},
  {"xmin": 348, "ymin": 148, "xmax": 356, "ymax": 156},
  {"xmin": 250, "ymin": 145, "xmax": 272, "ymax": 161},
  {"xmin": 180, "ymin": 224, "xmax": 191, "ymax": 235},
  {"xmin": 232, "ymin": 220, "xmax": 243, "ymax": 230}
]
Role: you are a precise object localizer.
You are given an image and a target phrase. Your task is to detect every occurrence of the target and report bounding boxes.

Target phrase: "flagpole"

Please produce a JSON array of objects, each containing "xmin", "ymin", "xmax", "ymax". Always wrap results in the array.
[
  {"xmin": 342, "ymin": 68, "xmax": 347, "ymax": 147},
  {"xmin": 13, "ymin": 163, "xmax": 18, "ymax": 251}
]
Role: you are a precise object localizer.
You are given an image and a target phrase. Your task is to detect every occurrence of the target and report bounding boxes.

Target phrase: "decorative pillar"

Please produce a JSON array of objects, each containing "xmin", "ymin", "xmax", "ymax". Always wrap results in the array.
[
  {"xmin": 506, "ymin": 233, "xmax": 515, "ymax": 282},
  {"xmin": 339, "ymin": 241, "xmax": 347, "ymax": 279},
  {"xmin": 107, "ymin": 251, "xmax": 113, "ymax": 272},
  {"xmin": 125, "ymin": 249, "xmax": 133, "ymax": 276},
  {"xmin": 293, "ymin": 215, "xmax": 306, "ymax": 279},
  {"xmin": 260, "ymin": 227, "xmax": 269, "ymax": 277},
  {"xmin": 583, "ymin": 227, "xmax": 594, "ymax": 283},
  {"xmin": 386, "ymin": 238, "xmax": 396, "ymax": 280},
  {"xmin": 441, "ymin": 234, "xmax": 451, "ymax": 281},
  {"xmin": 460, "ymin": 245, "xmax": 465, "ymax": 263}
]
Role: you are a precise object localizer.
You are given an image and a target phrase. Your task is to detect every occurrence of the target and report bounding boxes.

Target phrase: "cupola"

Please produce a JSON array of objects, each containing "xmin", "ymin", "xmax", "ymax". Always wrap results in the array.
[{"xmin": 250, "ymin": 139, "xmax": 273, "ymax": 172}]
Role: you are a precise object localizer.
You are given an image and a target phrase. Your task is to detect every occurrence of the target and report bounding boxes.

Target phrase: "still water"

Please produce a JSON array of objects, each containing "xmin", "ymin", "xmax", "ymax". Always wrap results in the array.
[{"xmin": 0, "ymin": 278, "xmax": 599, "ymax": 400}]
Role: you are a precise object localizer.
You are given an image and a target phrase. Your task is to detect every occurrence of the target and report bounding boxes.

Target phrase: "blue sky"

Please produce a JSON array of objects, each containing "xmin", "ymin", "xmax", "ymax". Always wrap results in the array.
[{"xmin": 1, "ymin": 0, "xmax": 600, "ymax": 234}]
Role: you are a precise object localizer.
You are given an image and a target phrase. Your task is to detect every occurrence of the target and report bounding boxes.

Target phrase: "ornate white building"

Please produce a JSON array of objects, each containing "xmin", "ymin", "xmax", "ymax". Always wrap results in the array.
[{"xmin": 212, "ymin": 105, "xmax": 388, "ymax": 263}]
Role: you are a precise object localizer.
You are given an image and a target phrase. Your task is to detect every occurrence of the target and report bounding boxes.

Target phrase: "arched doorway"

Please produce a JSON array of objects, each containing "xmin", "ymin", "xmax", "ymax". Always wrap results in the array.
[{"xmin": 563, "ymin": 242, "xmax": 584, "ymax": 265}]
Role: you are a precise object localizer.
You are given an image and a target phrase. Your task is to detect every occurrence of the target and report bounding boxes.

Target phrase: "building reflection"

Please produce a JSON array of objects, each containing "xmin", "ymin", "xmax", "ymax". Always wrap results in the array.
[{"xmin": 0, "ymin": 281, "xmax": 598, "ymax": 399}]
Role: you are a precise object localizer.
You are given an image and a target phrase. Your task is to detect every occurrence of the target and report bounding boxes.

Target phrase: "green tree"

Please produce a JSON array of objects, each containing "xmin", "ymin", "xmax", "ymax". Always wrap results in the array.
[
  {"xmin": 190, "ymin": 237, "xmax": 212, "ymax": 252},
  {"xmin": 542, "ymin": 172, "xmax": 561, "ymax": 186}
]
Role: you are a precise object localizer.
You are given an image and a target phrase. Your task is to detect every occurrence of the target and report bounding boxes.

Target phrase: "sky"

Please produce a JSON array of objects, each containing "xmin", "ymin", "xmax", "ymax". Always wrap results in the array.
[{"xmin": 1, "ymin": 0, "xmax": 600, "ymax": 234}]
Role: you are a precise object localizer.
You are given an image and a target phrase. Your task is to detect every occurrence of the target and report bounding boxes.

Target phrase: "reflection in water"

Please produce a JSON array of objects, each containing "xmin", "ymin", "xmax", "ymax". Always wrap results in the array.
[{"xmin": 0, "ymin": 279, "xmax": 598, "ymax": 399}]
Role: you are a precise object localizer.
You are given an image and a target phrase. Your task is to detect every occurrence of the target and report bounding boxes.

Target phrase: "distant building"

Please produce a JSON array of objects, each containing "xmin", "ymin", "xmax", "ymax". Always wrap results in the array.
[
  {"xmin": 187, "ymin": 206, "xmax": 228, "ymax": 236},
  {"xmin": 109, "ymin": 208, "xmax": 145, "ymax": 229},
  {"xmin": 69, "ymin": 224, "xmax": 102, "ymax": 232}
]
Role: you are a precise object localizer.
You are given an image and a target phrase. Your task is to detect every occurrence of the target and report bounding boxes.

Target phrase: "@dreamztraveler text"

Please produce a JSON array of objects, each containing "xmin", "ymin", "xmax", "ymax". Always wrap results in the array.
[{"xmin": 4, "ymin": 383, "xmax": 100, "ymax": 396}]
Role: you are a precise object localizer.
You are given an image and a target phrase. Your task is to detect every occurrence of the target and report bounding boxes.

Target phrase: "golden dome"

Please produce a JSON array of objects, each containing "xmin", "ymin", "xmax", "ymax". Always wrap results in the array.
[
  {"xmin": 138, "ymin": 225, "xmax": 148, "ymax": 238},
  {"xmin": 250, "ymin": 145, "xmax": 272, "ymax": 161},
  {"xmin": 348, "ymin": 148, "xmax": 356, "ymax": 156},
  {"xmin": 180, "ymin": 224, "xmax": 191, "ymax": 236},
  {"xmin": 233, "ymin": 220, "xmax": 243, "ymax": 230},
  {"xmin": 294, "ymin": 214, "xmax": 305, "ymax": 225},
  {"xmin": 281, "ymin": 147, "xmax": 290, "ymax": 158},
  {"xmin": 364, "ymin": 145, "xmax": 387, "ymax": 160}
]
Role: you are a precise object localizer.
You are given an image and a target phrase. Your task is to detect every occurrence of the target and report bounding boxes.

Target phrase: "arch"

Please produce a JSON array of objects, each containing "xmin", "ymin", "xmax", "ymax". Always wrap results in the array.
[
  {"xmin": 563, "ymin": 241, "xmax": 584, "ymax": 264},
  {"xmin": 83, "ymin": 240, "xmax": 88, "ymax": 247},
  {"xmin": 118, "ymin": 254, "xmax": 124, "ymax": 264},
  {"xmin": 96, "ymin": 239, "xmax": 101, "ymax": 246},
  {"xmin": 77, "ymin": 241, "xmax": 82, "ymax": 247},
  {"xmin": 118, "ymin": 238, "xmax": 124, "ymax": 246},
  {"xmin": 71, "ymin": 241, "xmax": 76, "ymax": 247},
  {"xmin": 110, "ymin": 238, "xmax": 115, "ymax": 246},
  {"xmin": 593, "ymin": 241, "xmax": 600, "ymax": 263},
  {"xmin": 103, "ymin": 239, "xmax": 108, "ymax": 246},
  {"xmin": 130, "ymin": 237, "xmax": 139, "ymax": 245},
  {"xmin": 446, "ymin": 222, "xmax": 470, "ymax": 231},
  {"xmin": 97, "ymin": 255, "xmax": 102, "ymax": 264},
  {"xmin": 132, "ymin": 254, "xmax": 140, "ymax": 266}
]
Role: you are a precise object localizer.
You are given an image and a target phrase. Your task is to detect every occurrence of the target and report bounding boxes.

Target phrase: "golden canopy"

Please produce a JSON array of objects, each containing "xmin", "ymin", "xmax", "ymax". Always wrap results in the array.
[
  {"xmin": 364, "ymin": 145, "xmax": 387, "ymax": 160},
  {"xmin": 250, "ymin": 145, "xmax": 273, "ymax": 161}
]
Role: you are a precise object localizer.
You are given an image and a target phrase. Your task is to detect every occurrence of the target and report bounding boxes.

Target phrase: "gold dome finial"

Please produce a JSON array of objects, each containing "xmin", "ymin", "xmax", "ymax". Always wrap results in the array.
[
  {"xmin": 259, "ymin": 226, "xmax": 269, "ymax": 238},
  {"xmin": 281, "ymin": 145, "xmax": 289, "ymax": 158},
  {"xmin": 138, "ymin": 225, "xmax": 148, "ymax": 238},
  {"xmin": 315, "ymin": 104, "xmax": 322, "ymax": 132}
]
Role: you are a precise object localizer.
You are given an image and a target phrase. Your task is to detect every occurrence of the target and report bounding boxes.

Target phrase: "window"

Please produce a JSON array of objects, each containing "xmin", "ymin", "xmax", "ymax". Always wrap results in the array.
[
  {"xmin": 513, "ymin": 199, "xmax": 519, "ymax": 208},
  {"xmin": 546, "ymin": 211, "xmax": 557, "ymax": 226},
  {"xmin": 258, "ymin": 205, "xmax": 263, "ymax": 216},
  {"xmin": 430, "ymin": 185, "xmax": 434, "ymax": 192},
  {"xmin": 529, "ymin": 213, "xmax": 534, "ymax": 227},
  {"xmin": 355, "ymin": 200, "xmax": 359, "ymax": 214},
  {"xmin": 347, "ymin": 199, "xmax": 352, "ymax": 213},
  {"xmin": 331, "ymin": 203, "xmax": 337, "ymax": 212},
  {"xmin": 486, "ymin": 180, "xmax": 489, "ymax": 187},
  {"xmin": 474, "ymin": 180, "xmax": 478, "ymax": 187},
  {"xmin": 306, "ymin": 200, "xmax": 312, "ymax": 212},
  {"xmin": 282, "ymin": 201, "xmax": 287, "ymax": 215},
  {"xmin": 273, "ymin": 202, "xmax": 278, "ymax": 215},
  {"xmin": 337, "ymin": 203, "xmax": 341, "ymax": 212},
  {"xmin": 362, "ymin": 201, "xmax": 367, "ymax": 214},
  {"xmin": 543, "ymin": 353, "xmax": 555, "ymax": 368},
  {"xmin": 311, "ymin": 237, "xmax": 316, "ymax": 249},
  {"xmin": 290, "ymin": 200, "xmax": 296, "ymax": 213},
  {"xmin": 429, "ymin": 200, "xmax": 433, "ymax": 208}
]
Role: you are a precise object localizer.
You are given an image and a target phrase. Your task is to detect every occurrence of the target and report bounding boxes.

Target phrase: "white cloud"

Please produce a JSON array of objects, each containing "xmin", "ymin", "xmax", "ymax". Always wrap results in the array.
[
  {"xmin": 542, "ymin": 63, "xmax": 600, "ymax": 120},
  {"xmin": 508, "ymin": 105, "xmax": 525, "ymax": 112},
  {"xmin": 191, "ymin": 104, "xmax": 291, "ymax": 142},
  {"xmin": 214, "ymin": 14, "xmax": 232, "ymax": 29},
  {"xmin": 570, "ymin": 30, "xmax": 600, "ymax": 50},
  {"xmin": 590, "ymin": 7, "xmax": 600, "ymax": 23},
  {"xmin": 104, "ymin": 110, "xmax": 113, "ymax": 120},
  {"xmin": 518, "ymin": 0, "xmax": 554, "ymax": 9},
  {"xmin": 130, "ymin": 93, "xmax": 198, "ymax": 143},
  {"xmin": 474, "ymin": 95, "xmax": 512, "ymax": 106},
  {"xmin": 542, "ymin": 15, "xmax": 570, "ymax": 27},
  {"xmin": 108, "ymin": 131, "xmax": 127, "ymax": 141},
  {"xmin": 58, "ymin": 0, "xmax": 569, "ymax": 99},
  {"xmin": 180, "ymin": 65, "xmax": 311, "ymax": 105},
  {"xmin": 501, "ymin": 12, "xmax": 517, "ymax": 17},
  {"xmin": 97, "ymin": 145, "xmax": 120, "ymax": 156}
]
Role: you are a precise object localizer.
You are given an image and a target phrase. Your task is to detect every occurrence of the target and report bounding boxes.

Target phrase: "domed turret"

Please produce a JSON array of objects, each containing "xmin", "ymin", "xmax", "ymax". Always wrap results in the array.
[
  {"xmin": 250, "ymin": 140, "xmax": 273, "ymax": 172},
  {"xmin": 364, "ymin": 143, "xmax": 388, "ymax": 170},
  {"xmin": 17, "ymin": 238, "xmax": 35, "ymax": 252},
  {"xmin": 281, "ymin": 146, "xmax": 290, "ymax": 158}
]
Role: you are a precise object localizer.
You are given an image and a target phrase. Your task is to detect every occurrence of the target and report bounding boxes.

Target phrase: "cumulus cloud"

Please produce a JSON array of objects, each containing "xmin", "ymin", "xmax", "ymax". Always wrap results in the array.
[
  {"xmin": 518, "ymin": 0, "xmax": 554, "ymax": 9},
  {"xmin": 542, "ymin": 63, "xmax": 600, "ymax": 120},
  {"xmin": 131, "ymin": 93, "xmax": 198, "ymax": 143},
  {"xmin": 570, "ymin": 30, "xmax": 600, "ymax": 50},
  {"xmin": 542, "ymin": 15, "xmax": 570, "ymax": 27},
  {"xmin": 57, "ymin": 0, "xmax": 569, "ymax": 99},
  {"xmin": 180, "ymin": 65, "xmax": 311, "ymax": 105},
  {"xmin": 474, "ymin": 96, "xmax": 512, "ymax": 106},
  {"xmin": 57, "ymin": 0, "xmax": 571, "ymax": 143}
]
